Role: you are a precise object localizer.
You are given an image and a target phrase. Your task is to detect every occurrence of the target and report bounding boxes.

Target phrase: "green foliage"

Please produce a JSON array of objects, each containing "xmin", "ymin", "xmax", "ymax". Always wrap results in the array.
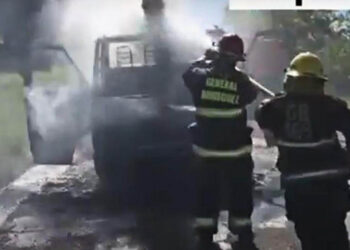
[
  {"xmin": 269, "ymin": 10, "xmax": 350, "ymax": 78},
  {"xmin": 327, "ymin": 37, "xmax": 350, "ymax": 75}
]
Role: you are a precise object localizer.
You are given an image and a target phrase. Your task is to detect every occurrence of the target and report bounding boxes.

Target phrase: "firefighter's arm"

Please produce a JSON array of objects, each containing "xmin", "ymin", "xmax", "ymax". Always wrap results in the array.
[
  {"xmin": 255, "ymin": 98, "xmax": 278, "ymax": 147},
  {"xmin": 182, "ymin": 62, "xmax": 207, "ymax": 89},
  {"xmin": 239, "ymin": 74, "xmax": 259, "ymax": 106},
  {"xmin": 335, "ymin": 100, "xmax": 350, "ymax": 154},
  {"xmin": 183, "ymin": 48, "xmax": 217, "ymax": 86},
  {"xmin": 262, "ymin": 129, "xmax": 277, "ymax": 147},
  {"xmin": 182, "ymin": 69, "xmax": 198, "ymax": 90}
]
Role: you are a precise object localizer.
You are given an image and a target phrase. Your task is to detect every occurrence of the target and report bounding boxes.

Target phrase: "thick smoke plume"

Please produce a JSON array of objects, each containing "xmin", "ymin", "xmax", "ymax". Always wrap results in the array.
[
  {"xmin": 25, "ymin": 0, "xmax": 215, "ymax": 163},
  {"xmin": 60, "ymin": 0, "xmax": 144, "ymax": 77},
  {"xmin": 60, "ymin": 0, "xmax": 211, "ymax": 77},
  {"xmin": 0, "ymin": 0, "xmax": 222, "ymax": 189},
  {"xmin": 26, "ymin": 85, "xmax": 91, "ymax": 140}
]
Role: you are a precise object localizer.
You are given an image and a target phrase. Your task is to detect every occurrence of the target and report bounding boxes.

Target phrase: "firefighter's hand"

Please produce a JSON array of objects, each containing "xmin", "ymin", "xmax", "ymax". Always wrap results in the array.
[
  {"xmin": 263, "ymin": 129, "xmax": 277, "ymax": 147},
  {"xmin": 204, "ymin": 48, "xmax": 219, "ymax": 60}
]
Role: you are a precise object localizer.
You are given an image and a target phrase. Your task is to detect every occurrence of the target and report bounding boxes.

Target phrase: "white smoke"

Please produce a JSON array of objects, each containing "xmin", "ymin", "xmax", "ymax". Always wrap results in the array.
[
  {"xmin": 23, "ymin": 0, "xmax": 222, "ymax": 163},
  {"xmin": 163, "ymin": 0, "xmax": 212, "ymax": 61},
  {"xmin": 60, "ymin": 0, "xmax": 144, "ymax": 78},
  {"xmin": 26, "ymin": 85, "xmax": 91, "ymax": 140},
  {"xmin": 59, "ymin": 0, "xmax": 212, "ymax": 77}
]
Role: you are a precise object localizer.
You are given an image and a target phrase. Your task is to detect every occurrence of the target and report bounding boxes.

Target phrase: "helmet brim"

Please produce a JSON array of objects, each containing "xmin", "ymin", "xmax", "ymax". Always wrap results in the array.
[
  {"xmin": 286, "ymin": 69, "xmax": 328, "ymax": 81},
  {"xmin": 219, "ymin": 51, "xmax": 246, "ymax": 62}
]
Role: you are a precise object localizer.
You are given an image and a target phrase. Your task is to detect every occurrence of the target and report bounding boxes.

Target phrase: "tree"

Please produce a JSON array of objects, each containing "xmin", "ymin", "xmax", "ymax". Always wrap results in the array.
[
  {"xmin": 270, "ymin": 11, "xmax": 350, "ymax": 79},
  {"xmin": 225, "ymin": 10, "xmax": 350, "ymax": 94}
]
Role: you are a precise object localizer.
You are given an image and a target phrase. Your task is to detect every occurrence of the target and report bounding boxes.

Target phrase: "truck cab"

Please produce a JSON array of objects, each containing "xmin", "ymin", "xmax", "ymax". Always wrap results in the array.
[
  {"xmin": 91, "ymin": 34, "xmax": 194, "ymax": 207},
  {"xmin": 93, "ymin": 34, "xmax": 191, "ymax": 103}
]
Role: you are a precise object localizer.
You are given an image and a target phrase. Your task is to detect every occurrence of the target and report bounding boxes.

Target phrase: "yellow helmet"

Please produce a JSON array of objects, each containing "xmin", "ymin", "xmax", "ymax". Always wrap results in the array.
[{"xmin": 286, "ymin": 52, "xmax": 328, "ymax": 81}]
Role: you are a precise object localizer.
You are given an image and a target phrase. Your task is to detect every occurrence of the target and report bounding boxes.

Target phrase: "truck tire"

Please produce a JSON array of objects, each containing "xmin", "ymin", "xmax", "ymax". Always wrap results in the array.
[{"xmin": 92, "ymin": 128, "xmax": 132, "ymax": 188}]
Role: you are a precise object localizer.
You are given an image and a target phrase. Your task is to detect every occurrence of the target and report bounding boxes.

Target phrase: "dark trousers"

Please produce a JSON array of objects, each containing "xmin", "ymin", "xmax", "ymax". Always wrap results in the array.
[
  {"xmin": 131, "ymin": 156, "xmax": 195, "ymax": 250},
  {"xmin": 193, "ymin": 155, "xmax": 254, "ymax": 243},
  {"xmin": 285, "ymin": 182, "xmax": 350, "ymax": 250}
]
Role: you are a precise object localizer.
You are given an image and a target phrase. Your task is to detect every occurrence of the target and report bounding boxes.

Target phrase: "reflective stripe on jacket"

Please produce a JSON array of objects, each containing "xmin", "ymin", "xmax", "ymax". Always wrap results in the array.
[
  {"xmin": 193, "ymin": 144, "xmax": 252, "ymax": 158},
  {"xmin": 193, "ymin": 217, "xmax": 216, "ymax": 228},
  {"xmin": 196, "ymin": 107, "xmax": 243, "ymax": 118},
  {"xmin": 277, "ymin": 137, "xmax": 337, "ymax": 148}
]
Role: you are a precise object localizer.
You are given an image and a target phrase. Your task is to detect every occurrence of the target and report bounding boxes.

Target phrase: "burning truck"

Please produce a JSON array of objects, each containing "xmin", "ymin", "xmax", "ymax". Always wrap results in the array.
[
  {"xmin": 90, "ymin": 0, "xmax": 196, "ymax": 208},
  {"xmin": 0, "ymin": 0, "xmax": 197, "ymax": 208},
  {"xmin": 0, "ymin": 0, "xmax": 286, "ymax": 203},
  {"xmin": 0, "ymin": 0, "xmax": 196, "ymax": 178}
]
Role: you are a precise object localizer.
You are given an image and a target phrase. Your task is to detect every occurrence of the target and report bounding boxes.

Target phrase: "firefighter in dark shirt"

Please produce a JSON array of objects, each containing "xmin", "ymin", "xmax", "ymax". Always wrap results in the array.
[
  {"xmin": 256, "ymin": 52, "xmax": 350, "ymax": 250},
  {"xmin": 183, "ymin": 34, "xmax": 259, "ymax": 250}
]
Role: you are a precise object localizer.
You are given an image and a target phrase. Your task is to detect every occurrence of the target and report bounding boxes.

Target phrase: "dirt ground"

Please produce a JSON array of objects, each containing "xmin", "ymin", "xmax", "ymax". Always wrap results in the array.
[{"xmin": 0, "ymin": 133, "xmax": 311, "ymax": 250}]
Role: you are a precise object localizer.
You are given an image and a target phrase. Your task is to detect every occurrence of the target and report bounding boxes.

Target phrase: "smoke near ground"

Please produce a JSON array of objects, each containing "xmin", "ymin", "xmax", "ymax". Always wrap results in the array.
[{"xmin": 26, "ymin": 85, "xmax": 91, "ymax": 140}]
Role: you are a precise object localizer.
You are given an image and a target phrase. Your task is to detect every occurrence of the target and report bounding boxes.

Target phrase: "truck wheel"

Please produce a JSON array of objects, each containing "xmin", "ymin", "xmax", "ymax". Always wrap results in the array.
[{"xmin": 92, "ymin": 129, "xmax": 134, "ymax": 205}]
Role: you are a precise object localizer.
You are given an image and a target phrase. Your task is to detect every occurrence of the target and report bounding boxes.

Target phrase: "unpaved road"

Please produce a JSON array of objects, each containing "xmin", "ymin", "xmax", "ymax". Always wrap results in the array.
[{"xmin": 0, "ymin": 133, "xmax": 337, "ymax": 250}]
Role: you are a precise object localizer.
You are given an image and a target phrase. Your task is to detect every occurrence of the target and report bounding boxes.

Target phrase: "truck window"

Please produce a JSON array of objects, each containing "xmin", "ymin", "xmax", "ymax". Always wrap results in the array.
[{"xmin": 109, "ymin": 42, "xmax": 155, "ymax": 68}]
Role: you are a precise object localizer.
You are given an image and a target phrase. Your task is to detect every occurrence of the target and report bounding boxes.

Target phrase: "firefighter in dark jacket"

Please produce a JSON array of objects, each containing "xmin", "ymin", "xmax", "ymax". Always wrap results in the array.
[
  {"xmin": 256, "ymin": 52, "xmax": 350, "ymax": 250},
  {"xmin": 183, "ymin": 34, "xmax": 259, "ymax": 250}
]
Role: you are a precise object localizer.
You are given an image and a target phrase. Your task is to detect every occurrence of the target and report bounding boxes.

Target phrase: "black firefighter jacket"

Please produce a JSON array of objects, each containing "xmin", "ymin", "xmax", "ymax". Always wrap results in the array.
[
  {"xmin": 183, "ymin": 64, "xmax": 258, "ymax": 157},
  {"xmin": 256, "ymin": 93, "xmax": 350, "ymax": 175}
]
